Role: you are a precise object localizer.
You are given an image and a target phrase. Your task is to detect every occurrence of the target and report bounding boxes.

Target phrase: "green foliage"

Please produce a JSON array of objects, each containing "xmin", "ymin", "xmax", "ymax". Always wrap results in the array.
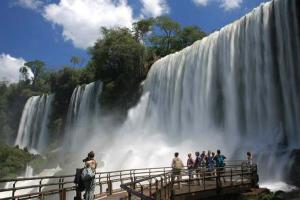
[
  {"xmin": 19, "ymin": 66, "xmax": 31, "ymax": 84},
  {"xmin": 133, "ymin": 18, "xmax": 155, "ymax": 41},
  {"xmin": 0, "ymin": 144, "xmax": 37, "ymax": 179},
  {"xmin": 137, "ymin": 16, "xmax": 207, "ymax": 58},
  {"xmin": 89, "ymin": 27, "xmax": 146, "ymax": 115},
  {"xmin": 176, "ymin": 26, "xmax": 206, "ymax": 49},
  {"xmin": 70, "ymin": 56, "xmax": 84, "ymax": 68},
  {"xmin": 245, "ymin": 193, "xmax": 275, "ymax": 200},
  {"xmin": 47, "ymin": 67, "xmax": 80, "ymax": 141},
  {"xmin": 25, "ymin": 60, "xmax": 45, "ymax": 85}
]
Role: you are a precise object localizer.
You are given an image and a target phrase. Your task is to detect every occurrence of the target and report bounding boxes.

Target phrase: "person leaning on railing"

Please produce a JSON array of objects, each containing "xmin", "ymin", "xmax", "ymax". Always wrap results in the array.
[
  {"xmin": 82, "ymin": 151, "xmax": 98, "ymax": 200},
  {"xmin": 171, "ymin": 152, "xmax": 184, "ymax": 188}
]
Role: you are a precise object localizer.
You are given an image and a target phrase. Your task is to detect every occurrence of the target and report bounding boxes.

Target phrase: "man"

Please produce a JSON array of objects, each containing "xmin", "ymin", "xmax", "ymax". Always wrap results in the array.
[
  {"xmin": 194, "ymin": 152, "xmax": 202, "ymax": 185},
  {"xmin": 215, "ymin": 150, "xmax": 226, "ymax": 184},
  {"xmin": 187, "ymin": 153, "xmax": 194, "ymax": 179},
  {"xmin": 171, "ymin": 152, "xmax": 184, "ymax": 188}
]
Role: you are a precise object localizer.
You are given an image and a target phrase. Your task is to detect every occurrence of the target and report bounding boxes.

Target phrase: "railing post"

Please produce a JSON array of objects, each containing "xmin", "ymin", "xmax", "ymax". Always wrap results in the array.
[
  {"xmin": 99, "ymin": 174, "xmax": 102, "ymax": 194},
  {"xmin": 203, "ymin": 170, "xmax": 205, "ymax": 190},
  {"xmin": 161, "ymin": 177, "xmax": 163, "ymax": 199},
  {"xmin": 39, "ymin": 178, "xmax": 43, "ymax": 200},
  {"xmin": 107, "ymin": 173, "xmax": 113, "ymax": 196},
  {"xmin": 141, "ymin": 185, "xmax": 144, "ymax": 195},
  {"xmin": 242, "ymin": 166, "xmax": 244, "ymax": 184},
  {"xmin": 59, "ymin": 178, "xmax": 63, "ymax": 200},
  {"xmin": 230, "ymin": 168, "xmax": 233, "ymax": 186},
  {"xmin": 12, "ymin": 181, "xmax": 17, "ymax": 200}
]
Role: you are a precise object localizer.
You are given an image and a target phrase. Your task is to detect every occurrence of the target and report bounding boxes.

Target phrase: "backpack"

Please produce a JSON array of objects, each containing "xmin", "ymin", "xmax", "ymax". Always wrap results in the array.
[
  {"xmin": 74, "ymin": 168, "xmax": 85, "ymax": 192},
  {"xmin": 81, "ymin": 167, "xmax": 95, "ymax": 181},
  {"xmin": 217, "ymin": 155, "xmax": 225, "ymax": 167}
]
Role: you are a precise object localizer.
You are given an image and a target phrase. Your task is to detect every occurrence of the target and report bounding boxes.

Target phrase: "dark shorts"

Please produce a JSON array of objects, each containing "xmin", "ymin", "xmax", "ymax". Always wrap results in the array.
[{"xmin": 172, "ymin": 169, "xmax": 181, "ymax": 176}]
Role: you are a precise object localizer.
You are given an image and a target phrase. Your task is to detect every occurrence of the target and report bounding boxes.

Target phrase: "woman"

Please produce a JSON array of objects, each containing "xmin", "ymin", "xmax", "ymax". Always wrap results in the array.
[
  {"xmin": 83, "ymin": 151, "xmax": 97, "ymax": 200},
  {"xmin": 187, "ymin": 153, "xmax": 194, "ymax": 179}
]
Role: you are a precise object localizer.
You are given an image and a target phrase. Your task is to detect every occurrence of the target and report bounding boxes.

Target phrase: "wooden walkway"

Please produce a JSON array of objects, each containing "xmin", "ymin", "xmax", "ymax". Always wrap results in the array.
[{"xmin": 0, "ymin": 161, "xmax": 258, "ymax": 200}]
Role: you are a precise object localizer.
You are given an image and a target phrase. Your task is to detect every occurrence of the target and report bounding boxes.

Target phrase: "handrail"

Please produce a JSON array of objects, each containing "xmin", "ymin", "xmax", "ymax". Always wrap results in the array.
[
  {"xmin": 120, "ymin": 163, "xmax": 258, "ymax": 200},
  {"xmin": 0, "ymin": 160, "xmax": 255, "ymax": 200}
]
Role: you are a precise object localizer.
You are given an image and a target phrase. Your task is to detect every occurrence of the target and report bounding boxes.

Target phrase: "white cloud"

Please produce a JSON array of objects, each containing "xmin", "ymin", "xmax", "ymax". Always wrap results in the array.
[
  {"xmin": 220, "ymin": 0, "xmax": 242, "ymax": 10},
  {"xmin": 192, "ymin": 0, "xmax": 211, "ymax": 6},
  {"xmin": 14, "ymin": 0, "xmax": 44, "ymax": 11},
  {"xmin": 14, "ymin": 0, "xmax": 171, "ymax": 49},
  {"xmin": 0, "ymin": 54, "xmax": 33, "ymax": 84},
  {"xmin": 140, "ymin": 0, "xmax": 169, "ymax": 18},
  {"xmin": 192, "ymin": 0, "xmax": 243, "ymax": 10},
  {"xmin": 43, "ymin": 0, "xmax": 135, "ymax": 49}
]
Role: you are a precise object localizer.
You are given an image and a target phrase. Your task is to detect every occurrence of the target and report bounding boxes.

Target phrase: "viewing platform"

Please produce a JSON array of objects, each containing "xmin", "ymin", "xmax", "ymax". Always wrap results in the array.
[{"xmin": 0, "ymin": 161, "xmax": 259, "ymax": 200}]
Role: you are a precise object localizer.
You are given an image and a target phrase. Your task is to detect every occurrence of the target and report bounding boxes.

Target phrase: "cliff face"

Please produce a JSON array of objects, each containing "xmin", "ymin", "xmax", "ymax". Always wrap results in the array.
[{"xmin": 287, "ymin": 149, "xmax": 300, "ymax": 187}]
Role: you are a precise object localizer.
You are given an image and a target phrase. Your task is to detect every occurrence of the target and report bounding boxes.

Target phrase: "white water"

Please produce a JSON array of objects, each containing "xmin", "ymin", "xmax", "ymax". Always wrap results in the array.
[
  {"xmin": 15, "ymin": 94, "xmax": 54, "ymax": 153},
  {"xmin": 260, "ymin": 181, "xmax": 297, "ymax": 192},
  {"xmin": 97, "ymin": 0, "xmax": 300, "ymax": 182},
  {"xmin": 10, "ymin": 0, "xmax": 300, "ymax": 193},
  {"xmin": 0, "ymin": 166, "xmax": 61, "ymax": 199},
  {"xmin": 64, "ymin": 81, "xmax": 103, "ymax": 152}
]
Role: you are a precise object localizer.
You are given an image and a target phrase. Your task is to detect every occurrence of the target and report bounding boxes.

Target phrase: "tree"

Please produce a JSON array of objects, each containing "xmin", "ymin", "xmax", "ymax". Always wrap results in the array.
[
  {"xmin": 70, "ymin": 56, "xmax": 83, "ymax": 68},
  {"xmin": 149, "ymin": 16, "xmax": 181, "ymax": 56},
  {"xmin": 19, "ymin": 66, "xmax": 30, "ymax": 84},
  {"xmin": 24, "ymin": 60, "xmax": 45, "ymax": 85},
  {"xmin": 133, "ymin": 18, "xmax": 154, "ymax": 42},
  {"xmin": 176, "ymin": 26, "xmax": 206, "ymax": 50},
  {"xmin": 89, "ymin": 27, "xmax": 146, "ymax": 114}
]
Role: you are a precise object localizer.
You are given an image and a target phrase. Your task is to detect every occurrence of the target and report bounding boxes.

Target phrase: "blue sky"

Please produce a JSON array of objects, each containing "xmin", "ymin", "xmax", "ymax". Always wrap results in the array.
[{"xmin": 0, "ymin": 0, "xmax": 269, "ymax": 83}]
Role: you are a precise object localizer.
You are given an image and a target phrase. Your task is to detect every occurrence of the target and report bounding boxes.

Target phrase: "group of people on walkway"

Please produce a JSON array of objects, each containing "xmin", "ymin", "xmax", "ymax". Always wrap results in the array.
[
  {"xmin": 171, "ymin": 150, "xmax": 227, "ymax": 183},
  {"xmin": 171, "ymin": 150, "xmax": 253, "ymax": 185},
  {"xmin": 77, "ymin": 150, "xmax": 253, "ymax": 199}
]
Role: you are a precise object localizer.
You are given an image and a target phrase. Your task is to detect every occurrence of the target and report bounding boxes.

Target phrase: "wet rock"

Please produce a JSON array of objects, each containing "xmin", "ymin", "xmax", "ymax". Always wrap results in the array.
[{"xmin": 287, "ymin": 149, "xmax": 300, "ymax": 187}]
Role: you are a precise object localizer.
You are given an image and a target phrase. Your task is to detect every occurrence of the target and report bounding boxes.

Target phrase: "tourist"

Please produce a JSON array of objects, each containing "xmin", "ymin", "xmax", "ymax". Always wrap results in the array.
[
  {"xmin": 215, "ymin": 150, "xmax": 226, "ymax": 183},
  {"xmin": 211, "ymin": 152, "xmax": 217, "ymax": 176},
  {"xmin": 200, "ymin": 151, "xmax": 206, "ymax": 176},
  {"xmin": 247, "ymin": 152, "xmax": 253, "ymax": 165},
  {"xmin": 206, "ymin": 151, "xmax": 214, "ymax": 175},
  {"xmin": 171, "ymin": 152, "xmax": 184, "ymax": 188},
  {"xmin": 82, "ymin": 151, "xmax": 97, "ymax": 200},
  {"xmin": 194, "ymin": 151, "xmax": 202, "ymax": 184},
  {"xmin": 187, "ymin": 153, "xmax": 194, "ymax": 179}
]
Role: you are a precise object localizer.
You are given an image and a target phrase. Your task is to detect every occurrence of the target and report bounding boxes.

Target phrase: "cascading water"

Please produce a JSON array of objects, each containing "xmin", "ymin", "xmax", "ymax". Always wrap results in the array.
[
  {"xmin": 15, "ymin": 94, "xmax": 54, "ymax": 153},
  {"xmin": 100, "ymin": 0, "xmax": 300, "ymax": 181},
  {"xmin": 64, "ymin": 81, "xmax": 103, "ymax": 152}
]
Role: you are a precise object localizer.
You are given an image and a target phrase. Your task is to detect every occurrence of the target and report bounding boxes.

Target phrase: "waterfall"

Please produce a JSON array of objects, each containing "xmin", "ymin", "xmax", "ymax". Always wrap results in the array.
[
  {"xmin": 64, "ymin": 81, "xmax": 103, "ymax": 152},
  {"xmin": 24, "ymin": 165, "xmax": 33, "ymax": 177},
  {"xmin": 15, "ymin": 94, "xmax": 54, "ymax": 153},
  {"xmin": 101, "ymin": 0, "xmax": 300, "ymax": 178}
]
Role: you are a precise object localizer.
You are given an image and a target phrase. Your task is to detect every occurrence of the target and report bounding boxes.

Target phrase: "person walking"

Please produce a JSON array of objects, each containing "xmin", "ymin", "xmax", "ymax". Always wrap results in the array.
[{"xmin": 171, "ymin": 152, "xmax": 184, "ymax": 188}]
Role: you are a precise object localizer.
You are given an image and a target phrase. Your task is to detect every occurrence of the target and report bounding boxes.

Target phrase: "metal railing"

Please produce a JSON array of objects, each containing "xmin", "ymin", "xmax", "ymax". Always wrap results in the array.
[
  {"xmin": 0, "ymin": 166, "xmax": 172, "ymax": 200},
  {"xmin": 0, "ymin": 161, "xmax": 257, "ymax": 200},
  {"xmin": 120, "ymin": 163, "xmax": 259, "ymax": 200}
]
